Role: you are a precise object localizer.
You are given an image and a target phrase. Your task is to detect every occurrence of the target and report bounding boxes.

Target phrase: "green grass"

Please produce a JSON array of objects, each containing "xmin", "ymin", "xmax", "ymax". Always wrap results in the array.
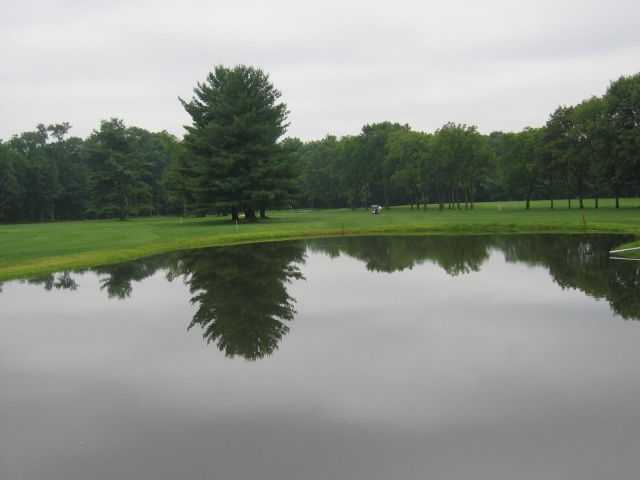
[{"xmin": 1, "ymin": 198, "xmax": 640, "ymax": 281}]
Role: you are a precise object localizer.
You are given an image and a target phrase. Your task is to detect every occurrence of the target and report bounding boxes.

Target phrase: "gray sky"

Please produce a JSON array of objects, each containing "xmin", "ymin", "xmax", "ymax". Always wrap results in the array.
[{"xmin": 2, "ymin": 0, "xmax": 639, "ymax": 141}]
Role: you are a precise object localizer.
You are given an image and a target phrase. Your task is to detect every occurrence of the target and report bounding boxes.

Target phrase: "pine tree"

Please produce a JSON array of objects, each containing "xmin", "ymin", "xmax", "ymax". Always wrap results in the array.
[{"xmin": 180, "ymin": 65, "xmax": 290, "ymax": 221}]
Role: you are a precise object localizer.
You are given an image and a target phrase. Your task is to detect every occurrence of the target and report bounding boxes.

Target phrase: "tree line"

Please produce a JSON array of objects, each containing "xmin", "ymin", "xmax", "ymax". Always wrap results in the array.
[
  {"xmin": 1, "ymin": 67, "xmax": 638, "ymax": 223},
  {"xmin": 0, "ymin": 120, "xmax": 181, "ymax": 222},
  {"xmin": 296, "ymin": 73, "xmax": 640, "ymax": 210}
]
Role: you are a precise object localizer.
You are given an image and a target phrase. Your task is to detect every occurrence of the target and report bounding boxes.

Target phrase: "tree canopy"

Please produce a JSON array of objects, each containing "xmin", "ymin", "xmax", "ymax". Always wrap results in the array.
[
  {"xmin": 1, "ymin": 69, "xmax": 639, "ymax": 224},
  {"xmin": 180, "ymin": 65, "xmax": 292, "ymax": 220}
]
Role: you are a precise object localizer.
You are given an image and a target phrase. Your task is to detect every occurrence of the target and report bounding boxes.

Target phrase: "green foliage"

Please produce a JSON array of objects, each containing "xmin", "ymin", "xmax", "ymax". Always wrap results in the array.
[
  {"xmin": 180, "ymin": 65, "xmax": 291, "ymax": 219},
  {"xmin": 162, "ymin": 137, "xmax": 192, "ymax": 215},
  {"xmin": 360, "ymin": 122, "xmax": 410, "ymax": 206},
  {"xmin": 386, "ymin": 130, "xmax": 432, "ymax": 208},
  {"xmin": 85, "ymin": 119, "xmax": 152, "ymax": 220},
  {"xmin": 297, "ymin": 135, "xmax": 345, "ymax": 208},
  {"xmin": 0, "ymin": 68, "xmax": 639, "ymax": 226},
  {"xmin": 606, "ymin": 73, "xmax": 640, "ymax": 200},
  {"xmin": 495, "ymin": 128, "xmax": 544, "ymax": 208},
  {"xmin": 1, "ymin": 120, "xmax": 180, "ymax": 223},
  {"xmin": 8, "ymin": 124, "xmax": 61, "ymax": 221},
  {"xmin": 431, "ymin": 123, "xmax": 492, "ymax": 208},
  {"xmin": 0, "ymin": 142, "xmax": 22, "ymax": 222},
  {"xmin": 287, "ymin": 73, "xmax": 638, "ymax": 211}
]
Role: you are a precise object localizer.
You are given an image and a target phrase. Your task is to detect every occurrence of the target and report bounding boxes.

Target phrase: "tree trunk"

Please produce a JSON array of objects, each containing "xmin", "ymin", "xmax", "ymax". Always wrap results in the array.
[
  {"xmin": 120, "ymin": 195, "xmax": 129, "ymax": 221},
  {"xmin": 578, "ymin": 178, "xmax": 584, "ymax": 209},
  {"xmin": 363, "ymin": 183, "xmax": 370, "ymax": 209},
  {"xmin": 244, "ymin": 208, "xmax": 256, "ymax": 221},
  {"xmin": 260, "ymin": 207, "xmax": 266, "ymax": 219},
  {"xmin": 231, "ymin": 206, "xmax": 239, "ymax": 222},
  {"xmin": 595, "ymin": 195, "xmax": 599, "ymax": 209}
]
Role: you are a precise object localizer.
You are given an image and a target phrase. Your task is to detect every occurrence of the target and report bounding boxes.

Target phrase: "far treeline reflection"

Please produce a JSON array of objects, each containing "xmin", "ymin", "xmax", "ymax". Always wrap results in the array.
[{"xmin": 6, "ymin": 235, "xmax": 640, "ymax": 360}]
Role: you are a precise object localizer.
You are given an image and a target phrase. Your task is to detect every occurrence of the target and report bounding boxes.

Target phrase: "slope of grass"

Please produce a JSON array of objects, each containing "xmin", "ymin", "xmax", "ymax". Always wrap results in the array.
[{"xmin": 1, "ymin": 198, "xmax": 640, "ymax": 281}]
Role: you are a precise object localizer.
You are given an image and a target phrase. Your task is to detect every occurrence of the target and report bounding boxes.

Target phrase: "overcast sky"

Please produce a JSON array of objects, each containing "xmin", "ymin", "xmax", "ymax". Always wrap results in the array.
[{"xmin": 2, "ymin": 0, "xmax": 639, "ymax": 141}]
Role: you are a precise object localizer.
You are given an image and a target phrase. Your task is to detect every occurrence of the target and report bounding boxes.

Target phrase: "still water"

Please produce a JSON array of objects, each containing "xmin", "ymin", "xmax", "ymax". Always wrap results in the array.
[{"xmin": 2, "ymin": 235, "xmax": 640, "ymax": 479}]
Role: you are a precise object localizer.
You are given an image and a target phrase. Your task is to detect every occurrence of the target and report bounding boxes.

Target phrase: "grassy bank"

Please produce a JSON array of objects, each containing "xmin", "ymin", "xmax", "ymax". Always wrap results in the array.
[{"xmin": 1, "ymin": 198, "xmax": 640, "ymax": 281}]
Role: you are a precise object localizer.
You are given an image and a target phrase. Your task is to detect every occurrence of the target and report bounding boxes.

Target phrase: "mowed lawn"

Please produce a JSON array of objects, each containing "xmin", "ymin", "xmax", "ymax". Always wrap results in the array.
[{"xmin": 1, "ymin": 198, "xmax": 640, "ymax": 280}]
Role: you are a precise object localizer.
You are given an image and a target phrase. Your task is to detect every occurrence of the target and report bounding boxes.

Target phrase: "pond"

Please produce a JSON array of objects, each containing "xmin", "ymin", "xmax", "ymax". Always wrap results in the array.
[{"xmin": 2, "ymin": 234, "xmax": 640, "ymax": 479}]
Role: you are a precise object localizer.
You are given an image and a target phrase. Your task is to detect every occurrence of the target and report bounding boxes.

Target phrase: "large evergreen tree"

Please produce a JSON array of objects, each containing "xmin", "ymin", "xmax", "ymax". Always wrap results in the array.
[
  {"xmin": 606, "ymin": 73, "xmax": 640, "ymax": 207},
  {"xmin": 180, "ymin": 65, "xmax": 290, "ymax": 221}
]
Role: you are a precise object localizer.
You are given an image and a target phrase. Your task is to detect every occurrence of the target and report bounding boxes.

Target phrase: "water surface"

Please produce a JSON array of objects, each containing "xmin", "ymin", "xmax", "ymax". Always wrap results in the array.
[{"xmin": 2, "ymin": 235, "xmax": 640, "ymax": 479}]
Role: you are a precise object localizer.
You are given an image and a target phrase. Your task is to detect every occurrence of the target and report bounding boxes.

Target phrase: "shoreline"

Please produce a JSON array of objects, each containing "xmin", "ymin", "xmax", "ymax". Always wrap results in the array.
[{"xmin": 1, "ymin": 216, "xmax": 638, "ymax": 281}]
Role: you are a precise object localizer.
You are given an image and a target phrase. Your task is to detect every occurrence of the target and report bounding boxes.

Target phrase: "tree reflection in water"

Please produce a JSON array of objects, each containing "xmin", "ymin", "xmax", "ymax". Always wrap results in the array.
[
  {"xmin": 308, "ymin": 236, "xmax": 491, "ymax": 275},
  {"xmin": 5, "ymin": 235, "xmax": 640, "ymax": 360},
  {"xmin": 83, "ymin": 243, "xmax": 306, "ymax": 360},
  {"xmin": 308, "ymin": 235, "xmax": 640, "ymax": 320},
  {"xmin": 495, "ymin": 235, "xmax": 640, "ymax": 321},
  {"xmin": 23, "ymin": 271, "xmax": 80, "ymax": 292},
  {"xmin": 169, "ymin": 243, "xmax": 306, "ymax": 360},
  {"xmin": 95, "ymin": 256, "xmax": 171, "ymax": 299}
]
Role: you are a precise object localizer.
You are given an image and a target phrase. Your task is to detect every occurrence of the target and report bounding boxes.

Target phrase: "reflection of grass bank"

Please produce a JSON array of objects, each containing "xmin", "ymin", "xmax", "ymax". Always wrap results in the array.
[
  {"xmin": 610, "ymin": 243, "xmax": 640, "ymax": 260},
  {"xmin": 1, "ymin": 199, "xmax": 640, "ymax": 280}
]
